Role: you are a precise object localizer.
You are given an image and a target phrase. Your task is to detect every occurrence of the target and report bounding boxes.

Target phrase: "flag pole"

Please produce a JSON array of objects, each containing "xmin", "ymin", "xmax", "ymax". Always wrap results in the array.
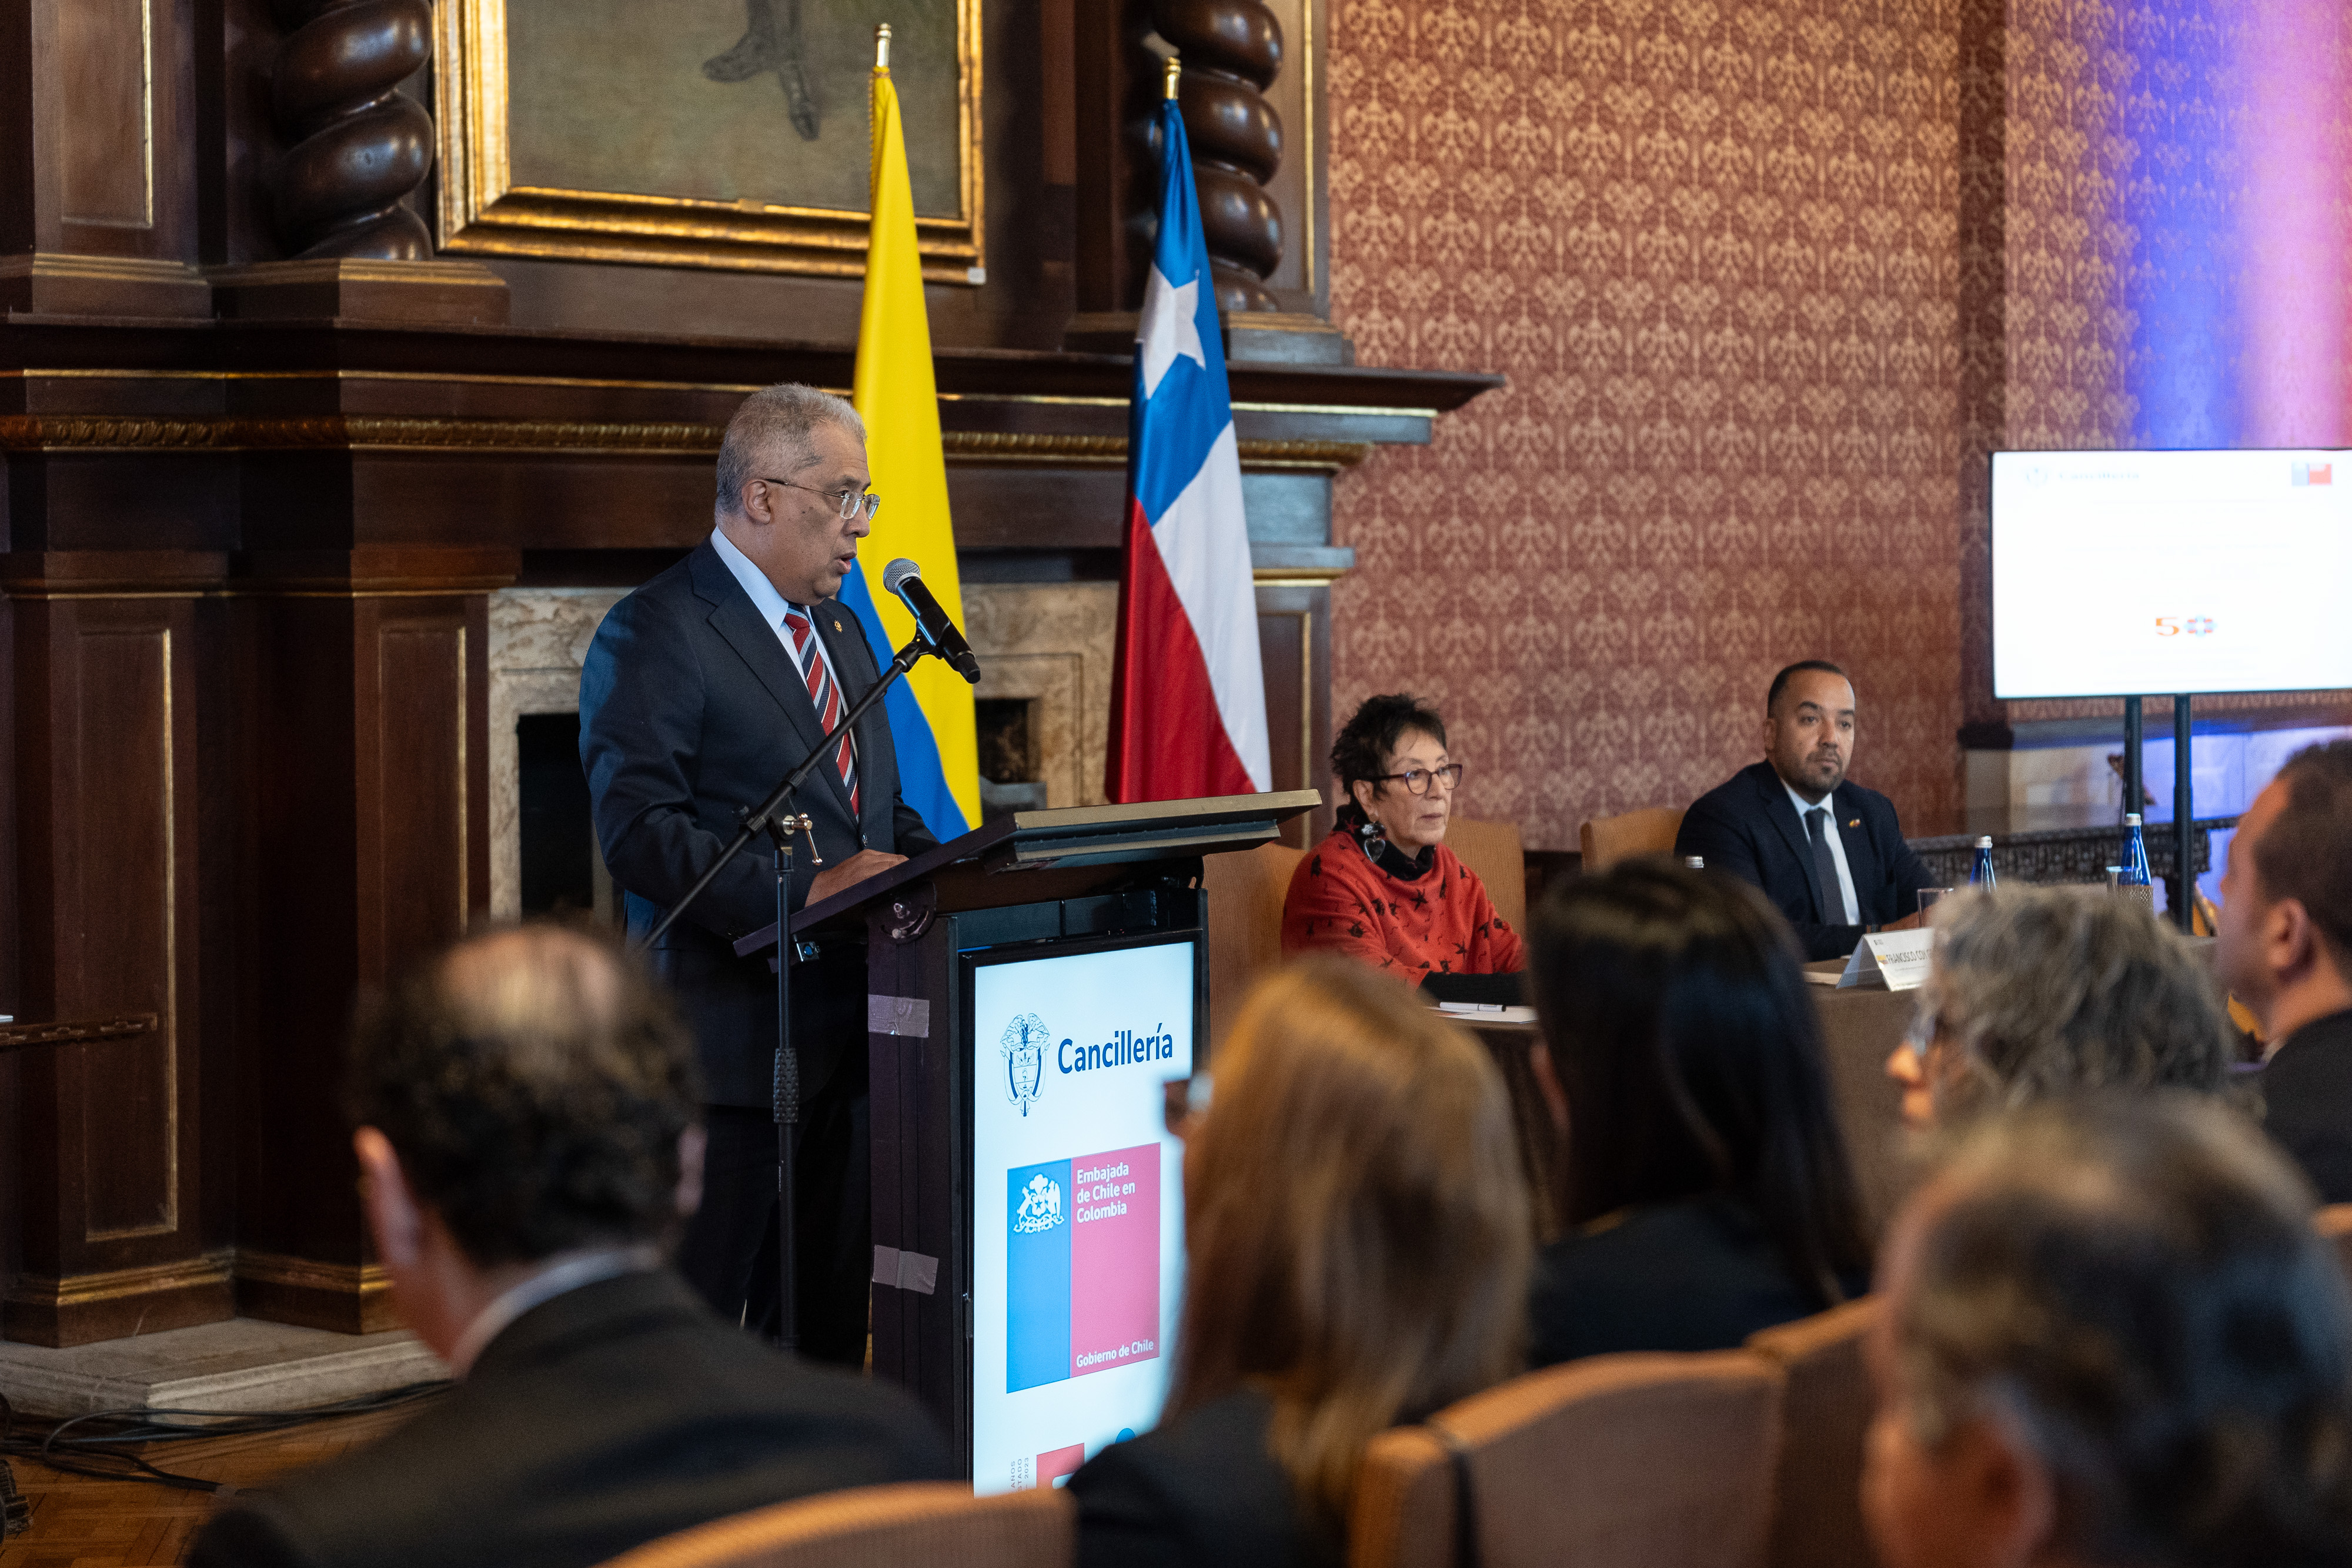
[
  {"xmin": 875, "ymin": 21, "xmax": 890, "ymax": 69},
  {"xmin": 1164, "ymin": 51, "xmax": 1180, "ymax": 98}
]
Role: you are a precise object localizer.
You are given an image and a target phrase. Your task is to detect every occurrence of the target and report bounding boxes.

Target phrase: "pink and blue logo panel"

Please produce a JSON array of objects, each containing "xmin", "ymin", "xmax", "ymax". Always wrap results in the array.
[{"xmin": 1005, "ymin": 1144, "xmax": 1161, "ymax": 1393}]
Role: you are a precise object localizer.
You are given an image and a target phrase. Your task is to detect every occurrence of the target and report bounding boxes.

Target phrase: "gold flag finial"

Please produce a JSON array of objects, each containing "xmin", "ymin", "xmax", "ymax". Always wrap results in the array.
[
  {"xmin": 1163, "ymin": 52, "xmax": 1181, "ymax": 99},
  {"xmin": 875, "ymin": 22, "xmax": 891, "ymax": 69}
]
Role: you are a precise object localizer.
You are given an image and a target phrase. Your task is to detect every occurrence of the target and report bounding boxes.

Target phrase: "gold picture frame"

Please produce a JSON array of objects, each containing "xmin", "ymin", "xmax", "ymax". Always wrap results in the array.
[{"xmin": 434, "ymin": 0, "xmax": 983, "ymax": 282}]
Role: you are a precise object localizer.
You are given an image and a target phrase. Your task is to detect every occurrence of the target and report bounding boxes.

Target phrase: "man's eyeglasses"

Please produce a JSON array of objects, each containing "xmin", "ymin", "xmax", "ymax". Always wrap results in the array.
[
  {"xmin": 759, "ymin": 477, "xmax": 882, "ymax": 522},
  {"xmin": 1377, "ymin": 763, "xmax": 1465, "ymax": 797}
]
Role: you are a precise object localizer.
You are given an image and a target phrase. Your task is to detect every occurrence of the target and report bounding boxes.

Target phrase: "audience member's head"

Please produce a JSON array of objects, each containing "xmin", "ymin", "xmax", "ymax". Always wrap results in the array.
[
  {"xmin": 345, "ymin": 923, "xmax": 704, "ymax": 1359},
  {"xmin": 1863, "ymin": 1094, "xmax": 2352, "ymax": 1568},
  {"xmin": 1330, "ymin": 691, "xmax": 1458, "ymax": 853},
  {"xmin": 1890, "ymin": 884, "xmax": 2237, "ymax": 1127},
  {"xmin": 1763, "ymin": 660, "xmax": 1856, "ymax": 800},
  {"xmin": 2217, "ymin": 740, "xmax": 2352, "ymax": 1042},
  {"xmin": 1526, "ymin": 860, "xmax": 1872, "ymax": 1305},
  {"xmin": 1172, "ymin": 958, "xmax": 1528, "ymax": 1529}
]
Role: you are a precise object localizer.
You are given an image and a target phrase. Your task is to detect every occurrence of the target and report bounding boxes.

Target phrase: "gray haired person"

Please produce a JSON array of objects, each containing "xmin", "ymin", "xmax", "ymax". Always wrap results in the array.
[
  {"xmin": 1863, "ymin": 1094, "xmax": 2352, "ymax": 1568},
  {"xmin": 1885, "ymin": 884, "xmax": 2240, "ymax": 1128}
]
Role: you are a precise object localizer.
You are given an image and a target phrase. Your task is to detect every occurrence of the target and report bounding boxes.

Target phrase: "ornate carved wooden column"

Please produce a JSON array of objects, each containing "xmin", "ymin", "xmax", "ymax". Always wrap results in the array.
[
  {"xmin": 211, "ymin": 0, "xmax": 509, "ymax": 325},
  {"xmin": 1157, "ymin": 0, "xmax": 1286, "ymax": 313},
  {"xmin": 268, "ymin": 0, "xmax": 437, "ymax": 259},
  {"xmin": 1070, "ymin": 0, "xmax": 1337, "ymax": 352}
]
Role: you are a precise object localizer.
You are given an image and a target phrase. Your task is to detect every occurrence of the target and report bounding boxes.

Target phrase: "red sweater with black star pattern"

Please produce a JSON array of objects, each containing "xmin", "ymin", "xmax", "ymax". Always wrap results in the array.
[{"xmin": 1279, "ymin": 830, "xmax": 1524, "ymax": 977}]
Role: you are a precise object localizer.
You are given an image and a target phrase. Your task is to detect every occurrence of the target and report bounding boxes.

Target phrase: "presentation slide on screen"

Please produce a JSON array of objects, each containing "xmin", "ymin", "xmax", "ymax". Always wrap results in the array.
[
  {"xmin": 969, "ymin": 938, "xmax": 1195, "ymax": 1496},
  {"xmin": 1991, "ymin": 449, "xmax": 2352, "ymax": 698}
]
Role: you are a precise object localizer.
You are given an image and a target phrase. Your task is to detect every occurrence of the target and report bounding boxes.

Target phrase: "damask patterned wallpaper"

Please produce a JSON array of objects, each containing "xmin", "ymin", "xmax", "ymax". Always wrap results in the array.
[{"xmin": 1325, "ymin": 0, "xmax": 1971, "ymax": 847}]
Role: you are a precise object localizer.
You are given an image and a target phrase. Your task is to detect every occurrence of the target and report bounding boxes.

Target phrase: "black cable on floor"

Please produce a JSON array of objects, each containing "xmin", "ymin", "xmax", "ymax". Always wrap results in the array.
[{"xmin": 0, "ymin": 1380, "xmax": 452, "ymax": 1497}]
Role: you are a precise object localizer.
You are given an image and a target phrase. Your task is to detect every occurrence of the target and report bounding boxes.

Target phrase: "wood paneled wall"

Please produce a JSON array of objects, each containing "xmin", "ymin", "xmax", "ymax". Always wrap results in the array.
[
  {"xmin": 230, "ymin": 554, "xmax": 500, "ymax": 1333},
  {"xmin": 0, "ymin": 0, "xmax": 1489, "ymax": 1345},
  {"xmin": 1, "ymin": 554, "xmax": 223, "ymax": 1345}
]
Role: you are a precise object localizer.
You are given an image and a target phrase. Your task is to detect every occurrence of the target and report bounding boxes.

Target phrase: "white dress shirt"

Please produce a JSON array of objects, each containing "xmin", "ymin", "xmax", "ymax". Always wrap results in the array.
[
  {"xmin": 1782, "ymin": 777, "xmax": 1862, "ymax": 925},
  {"xmin": 710, "ymin": 526, "xmax": 850, "ymax": 702}
]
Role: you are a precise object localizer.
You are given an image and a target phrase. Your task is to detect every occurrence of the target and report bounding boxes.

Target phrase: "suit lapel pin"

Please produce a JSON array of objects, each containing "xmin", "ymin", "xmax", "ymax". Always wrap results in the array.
[
  {"xmin": 1847, "ymin": 818, "xmax": 1860, "ymax": 828},
  {"xmin": 833, "ymin": 618, "xmax": 843, "ymax": 633}
]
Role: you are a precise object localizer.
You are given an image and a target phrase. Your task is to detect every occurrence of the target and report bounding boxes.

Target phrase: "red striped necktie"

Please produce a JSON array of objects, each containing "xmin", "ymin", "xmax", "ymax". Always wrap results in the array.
[{"xmin": 782, "ymin": 607, "xmax": 860, "ymax": 816}]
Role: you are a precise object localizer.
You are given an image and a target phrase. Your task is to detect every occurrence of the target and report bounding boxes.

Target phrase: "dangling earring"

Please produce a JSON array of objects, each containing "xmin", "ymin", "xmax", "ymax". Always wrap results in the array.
[{"xmin": 1358, "ymin": 813, "xmax": 1387, "ymax": 860}]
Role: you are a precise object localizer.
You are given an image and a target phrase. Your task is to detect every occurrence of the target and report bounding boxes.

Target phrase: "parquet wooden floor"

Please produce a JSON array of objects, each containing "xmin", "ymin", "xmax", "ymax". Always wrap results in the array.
[{"xmin": 1, "ymin": 1404, "xmax": 422, "ymax": 1567}]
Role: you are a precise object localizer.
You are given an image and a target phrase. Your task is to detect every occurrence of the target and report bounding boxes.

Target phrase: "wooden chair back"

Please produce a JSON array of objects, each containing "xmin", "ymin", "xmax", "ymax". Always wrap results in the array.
[
  {"xmin": 1578, "ymin": 807, "xmax": 1686, "ymax": 874},
  {"xmin": 1747, "ymin": 1298, "xmax": 1882, "ymax": 1568},
  {"xmin": 1204, "ymin": 840, "xmax": 1308, "ymax": 1049},
  {"xmin": 1351, "ymin": 1350, "xmax": 1784, "ymax": 1568},
  {"xmin": 1446, "ymin": 815, "xmax": 1528, "ymax": 933},
  {"xmin": 592, "ymin": 1482, "xmax": 1071, "ymax": 1568},
  {"xmin": 2317, "ymin": 1203, "xmax": 2352, "ymax": 1282}
]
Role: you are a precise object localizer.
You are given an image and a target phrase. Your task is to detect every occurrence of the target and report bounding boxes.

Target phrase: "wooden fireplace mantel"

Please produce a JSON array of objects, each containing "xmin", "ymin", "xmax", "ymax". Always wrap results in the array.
[{"xmin": 0, "ymin": 309, "xmax": 1501, "ymax": 1345}]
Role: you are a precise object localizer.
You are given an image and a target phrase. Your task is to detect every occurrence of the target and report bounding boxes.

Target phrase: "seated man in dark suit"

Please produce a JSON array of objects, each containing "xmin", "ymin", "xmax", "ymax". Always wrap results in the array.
[
  {"xmin": 2217, "ymin": 739, "xmax": 2352, "ymax": 1202},
  {"xmin": 1675, "ymin": 660, "xmax": 1932, "ymax": 960},
  {"xmin": 189, "ymin": 924, "xmax": 948, "ymax": 1568}
]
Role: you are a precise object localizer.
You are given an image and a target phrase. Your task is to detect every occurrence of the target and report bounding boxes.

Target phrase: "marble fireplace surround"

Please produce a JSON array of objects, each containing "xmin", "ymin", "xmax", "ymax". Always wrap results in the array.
[{"xmin": 486, "ymin": 583, "xmax": 1118, "ymax": 919}]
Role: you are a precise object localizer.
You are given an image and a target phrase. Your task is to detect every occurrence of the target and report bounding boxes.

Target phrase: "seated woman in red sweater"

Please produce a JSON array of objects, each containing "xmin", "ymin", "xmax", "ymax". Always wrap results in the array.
[{"xmin": 1281, "ymin": 693, "xmax": 1524, "ymax": 979}]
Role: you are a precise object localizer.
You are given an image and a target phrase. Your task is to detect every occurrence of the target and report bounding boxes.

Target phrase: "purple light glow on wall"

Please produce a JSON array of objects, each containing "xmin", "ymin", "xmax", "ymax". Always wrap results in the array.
[
  {"xmin": 2235, "ymin": 0, "xmax": 2349, "ymax": 446},
  {"xmin": 2111, "ymin": 0, "xmax": 2352, "ymax": 449}
]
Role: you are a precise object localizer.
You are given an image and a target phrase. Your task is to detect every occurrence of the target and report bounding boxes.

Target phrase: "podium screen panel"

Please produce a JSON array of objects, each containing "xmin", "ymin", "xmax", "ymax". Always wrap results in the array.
[{"xmin": 967, "ymin": 934, "xmax": 1197, "ymax": 1495}]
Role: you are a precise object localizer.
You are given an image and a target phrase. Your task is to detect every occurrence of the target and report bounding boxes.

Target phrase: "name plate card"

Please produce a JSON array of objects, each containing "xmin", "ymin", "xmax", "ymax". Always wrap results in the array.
[{"xmin": 1837, "ymin": 929, "xmax": 1935, "ymax": 991}]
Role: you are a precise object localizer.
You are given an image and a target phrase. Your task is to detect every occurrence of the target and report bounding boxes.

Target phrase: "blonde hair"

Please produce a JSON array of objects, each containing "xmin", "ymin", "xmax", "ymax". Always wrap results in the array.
[{"xmin": 1171, "ymin": 958, "xmax": 1530, "ymax": 1529}]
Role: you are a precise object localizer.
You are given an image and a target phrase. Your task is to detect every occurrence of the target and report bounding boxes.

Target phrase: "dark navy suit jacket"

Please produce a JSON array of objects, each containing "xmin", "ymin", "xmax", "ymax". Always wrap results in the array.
[
  {"xmin": 579, "ymin": 541, "xmax": 937, "ymax": 1106},
  {"xmin": 2261, "ymin": 1008, "xmax": 2352, "ymax": 1204},
  {"xmin": 186, "ymin": 1272, "xmax": 949, "ymax": 1568},
  {"xmin": 1675, "ymin": 760, "xmax": 1933, "ymax": 961}
]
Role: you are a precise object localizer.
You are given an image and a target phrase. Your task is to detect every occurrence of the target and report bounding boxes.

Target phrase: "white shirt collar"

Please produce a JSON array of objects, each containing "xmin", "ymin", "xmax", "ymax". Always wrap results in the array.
[
  {"xmin": 710, "ymin": 525, "xmax": 799, "ymax": 628},
  {"xmin": 445, "ymin": 1244, "xmax": 661, "ymax": 1378},
  {"xmin": 1780, "ymin": 775, "xmax": 1836, "ymax": 822}
]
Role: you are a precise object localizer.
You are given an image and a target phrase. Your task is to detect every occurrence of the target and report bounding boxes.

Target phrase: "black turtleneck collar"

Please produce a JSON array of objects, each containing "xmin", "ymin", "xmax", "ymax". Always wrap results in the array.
[{"xmin": 1335, "ymin": 800, "xmax": 1436, "ymax": 882}]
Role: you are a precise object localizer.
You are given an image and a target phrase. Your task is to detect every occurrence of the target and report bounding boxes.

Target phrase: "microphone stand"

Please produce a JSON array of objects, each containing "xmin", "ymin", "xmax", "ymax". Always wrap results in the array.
[{"xmin": 645, "ymin": 632, "xmax": 933, "ymax": 1353}]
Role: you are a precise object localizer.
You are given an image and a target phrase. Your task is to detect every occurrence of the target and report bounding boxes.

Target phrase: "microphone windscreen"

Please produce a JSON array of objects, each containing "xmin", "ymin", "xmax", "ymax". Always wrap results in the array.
[{"xmin": 883, "ymin": 558, "xmax": 921, "ymax": 596}]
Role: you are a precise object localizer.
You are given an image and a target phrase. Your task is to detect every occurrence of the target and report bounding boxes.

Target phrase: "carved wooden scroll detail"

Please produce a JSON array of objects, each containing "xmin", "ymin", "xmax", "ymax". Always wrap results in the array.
[
  {"xmin": 269, "ymin": 0, "xmax": 436, "ymax": 259},
  {"xmin": 1155, "ymin": 0, "xmax": 1284, "ymax": 312}
]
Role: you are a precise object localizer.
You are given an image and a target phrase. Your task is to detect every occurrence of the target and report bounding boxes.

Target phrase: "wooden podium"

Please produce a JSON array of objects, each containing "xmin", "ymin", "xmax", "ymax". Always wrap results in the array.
[{"xmin": 736, "ymin": 790, "xmax": 1320, "ymax": 1476}]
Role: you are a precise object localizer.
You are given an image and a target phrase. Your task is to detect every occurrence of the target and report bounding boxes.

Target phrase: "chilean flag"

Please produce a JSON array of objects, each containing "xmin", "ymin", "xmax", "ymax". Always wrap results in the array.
[{"xmin": 1106, "ymin": 98, "xmax": 1272, "ymax": 802}]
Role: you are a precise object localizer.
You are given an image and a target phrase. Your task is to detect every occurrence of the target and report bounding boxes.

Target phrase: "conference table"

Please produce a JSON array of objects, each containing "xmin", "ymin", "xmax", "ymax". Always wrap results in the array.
[{"xmin": 1470, "ymin": 937, "xmax": 2223, "ymax": 1245}]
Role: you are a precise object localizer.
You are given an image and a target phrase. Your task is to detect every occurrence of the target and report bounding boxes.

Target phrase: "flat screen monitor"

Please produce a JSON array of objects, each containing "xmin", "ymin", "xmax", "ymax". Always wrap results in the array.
[
  {"xmin": 1990, "ymin": 448, "xmax": 2352, "ymax": 698},
  {"xmin": 967, "ymin": 932, "xmax": 1197, "ymax": 1494}
]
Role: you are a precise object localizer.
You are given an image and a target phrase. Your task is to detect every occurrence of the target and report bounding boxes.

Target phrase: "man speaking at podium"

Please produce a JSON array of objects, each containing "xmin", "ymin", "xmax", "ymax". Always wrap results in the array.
[
  {"xmin": 580, "ymin": 383, "xmax": 938, "ymax": 1363},
  {"xmin": 1675, "ymin": 660, "xmax": 1932, "ymax": 961}
]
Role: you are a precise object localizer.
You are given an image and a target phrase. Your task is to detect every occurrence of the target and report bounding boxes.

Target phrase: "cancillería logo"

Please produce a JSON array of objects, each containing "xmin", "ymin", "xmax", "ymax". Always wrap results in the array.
[
  {"xmin": 1001, "ymin": 1013, "xmax": 1050, "ymax": 1116},
  {"xmin": 1014, "ymin": 1171, "xmax": 1063, "ymax": 1233}
]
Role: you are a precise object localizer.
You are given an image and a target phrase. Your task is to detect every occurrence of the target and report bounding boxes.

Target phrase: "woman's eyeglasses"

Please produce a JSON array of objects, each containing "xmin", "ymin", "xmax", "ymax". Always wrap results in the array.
[{"xmin": 1376, "ymin": 763, "xmax": 1465, "ymax": 797}]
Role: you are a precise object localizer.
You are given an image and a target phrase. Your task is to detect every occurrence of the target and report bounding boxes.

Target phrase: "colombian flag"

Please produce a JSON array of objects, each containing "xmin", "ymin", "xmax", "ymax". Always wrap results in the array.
[{"xmin": 838, "ymin": 42, "xmax": 977, "ymax": 840}]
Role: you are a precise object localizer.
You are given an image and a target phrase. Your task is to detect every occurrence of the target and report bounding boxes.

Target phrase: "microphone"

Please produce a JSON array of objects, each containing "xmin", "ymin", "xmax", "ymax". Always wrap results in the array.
[{"xmin": 883, "ymin": 559, "xmax": 982, "ymax": 684}]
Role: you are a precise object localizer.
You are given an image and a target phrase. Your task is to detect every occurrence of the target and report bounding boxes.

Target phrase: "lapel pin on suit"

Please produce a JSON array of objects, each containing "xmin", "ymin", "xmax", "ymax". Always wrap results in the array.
[
  {"xmin": 833, "ymin": 618, "xmax": 843, "ymax": 633},
  {"xmin": 1848, "ymin": 818, "xmax": 1860, "ymax": 828}
]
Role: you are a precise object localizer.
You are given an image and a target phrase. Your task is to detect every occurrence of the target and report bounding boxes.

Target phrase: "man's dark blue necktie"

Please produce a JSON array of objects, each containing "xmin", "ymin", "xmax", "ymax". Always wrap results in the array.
[{"xmin": 1806, "ymin": 806, "xmax": 1843, "ymax": 924}]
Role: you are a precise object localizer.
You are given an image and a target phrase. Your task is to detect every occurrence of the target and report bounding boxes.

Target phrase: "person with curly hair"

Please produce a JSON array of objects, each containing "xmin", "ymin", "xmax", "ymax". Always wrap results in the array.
[
  {"xmin": 1280, "ymin": 693, "xmax": 1523, "ymax": 980},
  {"xmin": 1883, "ymin": 883, "xmax": 2241, "ymax": 1129}
]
